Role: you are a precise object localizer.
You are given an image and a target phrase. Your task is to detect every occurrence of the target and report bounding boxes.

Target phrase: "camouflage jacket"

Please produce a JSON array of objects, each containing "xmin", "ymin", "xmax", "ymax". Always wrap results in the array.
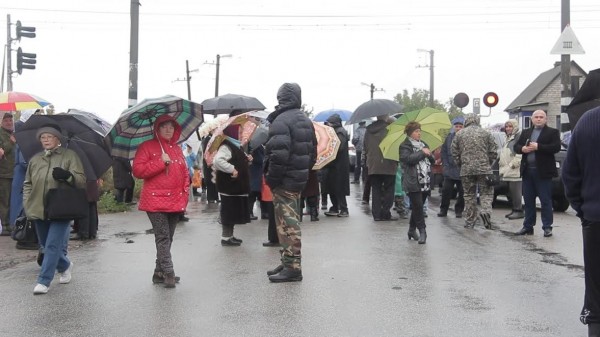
[
  {"xmin": 451, "ymin": 123, "xmax": 497, "ymax": 176},
  {"xmin": 0, "ymin": 127, "xmax": 15, "ymax": 178}
]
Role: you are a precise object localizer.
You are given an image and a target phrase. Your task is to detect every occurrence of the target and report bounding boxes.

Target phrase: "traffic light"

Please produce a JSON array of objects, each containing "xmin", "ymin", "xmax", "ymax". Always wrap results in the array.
[
  {"xmin": 453, "ymin": 92, "xmax": 469, "ymax": 108},
  {"xmin": 16, "ymin": 20, "xmax": 36, "ymax": 40},
  {"xmin": 483, "ymin": 92, "xmax": 499, "ymax": 108},
  {"xmin": 16, "ymin": 47, "xmax": 37, "ymax": 74}
]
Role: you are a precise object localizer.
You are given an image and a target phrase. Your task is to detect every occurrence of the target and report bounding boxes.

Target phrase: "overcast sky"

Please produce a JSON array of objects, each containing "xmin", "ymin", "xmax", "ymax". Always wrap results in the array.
[{"xmin": 2, "ymin": 0, "xmax": 599, "ymax": 126}]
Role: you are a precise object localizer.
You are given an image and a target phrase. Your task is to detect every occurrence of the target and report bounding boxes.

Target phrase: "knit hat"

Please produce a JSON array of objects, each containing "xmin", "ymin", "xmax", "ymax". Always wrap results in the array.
[
  {"xmin": 36, "ymin": 124, "xmax": 62, "ymax": 139},
  {"xmin": 404, "ymin": 121, "xmax": 421, "ymax": 135},
  {"xmin": 451, "ymin": 116, "xmax": 465, "ymax": 125}
]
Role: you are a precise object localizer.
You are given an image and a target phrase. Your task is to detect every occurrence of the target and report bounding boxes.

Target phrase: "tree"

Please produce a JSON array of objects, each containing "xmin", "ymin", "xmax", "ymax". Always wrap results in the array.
[{"xmin": 393, "ymin": 88, "xmax": 464, "ymax": 121}]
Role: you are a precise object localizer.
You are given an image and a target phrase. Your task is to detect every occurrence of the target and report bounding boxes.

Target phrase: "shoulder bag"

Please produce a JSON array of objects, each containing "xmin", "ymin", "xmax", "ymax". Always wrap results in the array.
[{"xmin": 45, "ymin": 180, "xmax": 89, "ymax": 220}]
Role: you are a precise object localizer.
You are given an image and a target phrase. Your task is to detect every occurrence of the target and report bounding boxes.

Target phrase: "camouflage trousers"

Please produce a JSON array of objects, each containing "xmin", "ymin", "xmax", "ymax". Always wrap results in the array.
[
  {"xmin": 272, "ymin": 188, "xmax": 302, "ymax": 270},
  {"xmin": 147, "ymin": 212, "xmax": 181, "ymax": 275},
  {"xmin": 461, "ymin": 175, "xmax": 494, "ymax": 226},
  {"xmin": 0, "ymin": 178, "xmax": 11, "ymax": 230}
]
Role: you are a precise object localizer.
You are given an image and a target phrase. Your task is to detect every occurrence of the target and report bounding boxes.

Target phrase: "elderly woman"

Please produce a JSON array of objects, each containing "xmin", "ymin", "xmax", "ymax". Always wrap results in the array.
[
  {"xmin": 499, "ymin": 119, "xmax": 524, "ymax": 219},
  {"xmin": 133, "ymin": 115, "xmax": 189, "ymax": 288},
  {"xmin": 399, "ymin": 121, "xmax": 435, "ymax": 244},
  {"xmin": 212, "ymin": 124, "xmax": 251, "ymax": 246},
  {"xmin": 23, "ymin": 124, "xmax": 86, "ymax": 295}
]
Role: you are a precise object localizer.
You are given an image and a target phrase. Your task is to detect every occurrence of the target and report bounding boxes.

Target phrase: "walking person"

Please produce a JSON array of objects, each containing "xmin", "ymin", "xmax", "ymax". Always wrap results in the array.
[
  {"xmin": 212, "ymin": 124, "xmax": 252, "ymax": 246},
  {"xmin": 264, "ymin": 82, "xmax": 316, "ymax": 282},
  {"xmin": 23, "ymin": 124, "xmax": 86, "ymax": 294},
  {"xmin": 363, "ymin": 115, "xmax": 398, "ymax": 221},
  {"xmin": 562, "ymin": 106, "xmax": 600, "ymax": 336},
  {"xmin": 451, "ymin": 114, "xmax": 498, "ymax": 229},
  {"xmin": 513, "ymin": 110, "xmax": 561, "ymax": 237},
  {"xmin": 323, "ymin": 114, "xmax": 350, "ymax": 217},
  {"xmin": 132, "ymin": 115, "xmax": 189, "ymax": 288},
  {"xmin": 351, "ymin": 120, "xmax": 366, "ymax": 183},
  {"xmin": 499, "ymin": 119, "xmax": 524, "ymax": 220},
  {"xmin": 399, "ymin": 121, "xmax": 434, "ymax": 244},
  {"xmin": 438, "ymin": 117, "xmax": 465, "ymax": 218}
]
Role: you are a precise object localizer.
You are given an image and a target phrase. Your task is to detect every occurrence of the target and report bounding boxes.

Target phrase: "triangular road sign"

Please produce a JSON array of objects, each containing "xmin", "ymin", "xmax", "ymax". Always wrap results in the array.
[{"xmin": 550, "ymin": 25, "xmax": 585, "ymax": 55}]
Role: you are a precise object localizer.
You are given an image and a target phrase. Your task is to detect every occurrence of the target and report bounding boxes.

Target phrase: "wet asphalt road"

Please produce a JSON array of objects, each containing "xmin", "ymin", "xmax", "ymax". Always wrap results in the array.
[{"xmin": 0, "ymin": 184, "xmax": 587, "ymax": 337}]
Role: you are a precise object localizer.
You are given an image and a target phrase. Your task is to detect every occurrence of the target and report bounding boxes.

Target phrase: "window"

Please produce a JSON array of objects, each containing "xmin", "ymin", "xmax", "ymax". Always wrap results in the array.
[{"xmin": 524, "ymin": 116, "xmax": 531, "ymax": 129}]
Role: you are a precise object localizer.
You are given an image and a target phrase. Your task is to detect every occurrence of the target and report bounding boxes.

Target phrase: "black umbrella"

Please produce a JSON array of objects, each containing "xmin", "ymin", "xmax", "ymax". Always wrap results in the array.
[
  {"xmin": 66, "ymin": 109, "xmax": 112, "ymax": 136},
  {"xmin": 201, "ymin": 93, "xmax": 266, "ymax": 115},
  {"xmin": 346, "ymin": 99, "xmax": 403, "ymax": 125},
  {"xmin": 14, "ymin": 114, "xmax": 113, "ymax": 180},
  {"xmin": 565, "ymin": 68, "xmax": 600, "ymax": 131}
]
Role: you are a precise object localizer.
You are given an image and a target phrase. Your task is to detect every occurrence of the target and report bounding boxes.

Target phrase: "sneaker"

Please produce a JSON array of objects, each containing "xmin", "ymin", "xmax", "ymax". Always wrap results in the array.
[
  {"xmin": 543, "ymin": 228, "xmax": 553, "ymax": 237},
  {"xmin": 59, "ymin": 262, "xmax": 73, "ymax": 284},
  {"xmin": 221, "ymin": 238, "xmax": 241, "ymax": 246},
  {"xmin": 338, "ymin": 211, "xmax": 349, "ymax": 217},
  {"xmin": 231, "ymin": 236, "xmax": 243, "ymax": 243},
  {"xmin": 324, "ymin": 209, "xmax": 339, "ymax": 216},
  {"xmin": 33, "ymin": 283, "xmax": 49, "ymax": 295}
]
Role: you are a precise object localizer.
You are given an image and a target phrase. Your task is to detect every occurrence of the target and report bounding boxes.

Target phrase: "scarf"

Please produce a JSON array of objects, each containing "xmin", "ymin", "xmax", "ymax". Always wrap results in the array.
[{"xmin": 409, "ymin": 138, "xmax": 431, "ymax": 192}]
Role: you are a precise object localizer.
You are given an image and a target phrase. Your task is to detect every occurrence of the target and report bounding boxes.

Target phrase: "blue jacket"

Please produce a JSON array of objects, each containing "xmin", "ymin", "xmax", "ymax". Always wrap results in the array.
[{"xmin": 440, "ymin": 132, "xmax": 460, "ymax": 180}]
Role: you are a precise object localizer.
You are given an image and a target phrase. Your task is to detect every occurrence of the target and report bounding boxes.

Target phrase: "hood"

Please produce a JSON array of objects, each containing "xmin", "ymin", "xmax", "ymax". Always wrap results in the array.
[
  {"xmin": 325, "ymin": 114, "xmax": 343, "ymax": 128},
  {"xmin": 505, "ymin": 119, "xmax": 520, "ymax": 135},
  {"xmin": 366, "ymin": 119, "xmax": 389, "ymax": 134},
  {"xmin": 464, "ymin": 114, "xmax": 480, "ymax": 127},
  {"xmin": 153, "ymin": 114, "xmax": 182, "ymax": 145},
  {"xmin": 275, "ymin": 83, "xmax": 302, "ymax": 112}
]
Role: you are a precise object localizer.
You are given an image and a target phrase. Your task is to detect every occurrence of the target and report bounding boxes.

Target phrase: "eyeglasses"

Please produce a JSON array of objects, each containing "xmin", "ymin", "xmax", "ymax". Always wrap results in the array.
[{"xmin": 40, "ymin": 135, "xmax": 57, "ymax": 140}]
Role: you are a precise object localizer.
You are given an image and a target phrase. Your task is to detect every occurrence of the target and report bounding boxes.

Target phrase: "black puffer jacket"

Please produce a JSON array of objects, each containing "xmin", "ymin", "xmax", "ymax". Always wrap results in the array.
[{"xmin": 264, "ymin": 83, "xmax": 316, "ymax": 192}]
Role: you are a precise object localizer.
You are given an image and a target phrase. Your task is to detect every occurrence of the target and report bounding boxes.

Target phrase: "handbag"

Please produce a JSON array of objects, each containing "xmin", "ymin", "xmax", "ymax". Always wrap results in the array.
[
  {"xmin": 11, "ymin": 216, "xmax": 38, "ymax": 243},
  {"xmin": 45, "ymin": 181, "xmax": 89, "ymax": 220}
]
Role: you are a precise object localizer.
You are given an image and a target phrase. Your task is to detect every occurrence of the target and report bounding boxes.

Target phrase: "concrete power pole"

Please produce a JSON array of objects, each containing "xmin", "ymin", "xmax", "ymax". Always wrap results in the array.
[
  {"xmin": 128, "ymin": 0, "xmax": 140, "ymax": 107},
  {"xmin": 560, "ymin": 0, "xmax": 570, "ymax": 131},
  {"xmin": 6, "ymin": 14, "xmax": 12, "ymax": 91}
]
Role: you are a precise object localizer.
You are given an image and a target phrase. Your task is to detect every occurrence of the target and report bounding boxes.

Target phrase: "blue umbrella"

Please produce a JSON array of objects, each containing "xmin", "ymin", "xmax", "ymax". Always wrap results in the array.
[{"xmin": 312, "ymin": 109, "xmax": 352, "ymax": 122}]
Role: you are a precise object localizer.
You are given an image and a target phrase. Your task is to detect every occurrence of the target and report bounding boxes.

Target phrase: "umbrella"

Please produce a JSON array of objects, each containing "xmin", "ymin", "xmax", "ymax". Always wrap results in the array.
[
  {"xmin": 106, "ymin": 95, "xmax": 204, "ymax": 159},
  {"xmin": 201, "ymin": 93, "xmax": 266, "ymax": 115},
  {"xmin": 312, "ymin": 121, "xmax": 341, "ymax": 170},
  {"xmin": 14, "ymin": 114, "xmax": 113, "ymax": 180},
  {"xmin": 203, "ymin": 112, "xmax": 261, "ymax": 166},
  {"xmin": 565, "ymin": 68, "xmax": 600, "ymax": 130},
  {"xmin": 379, "ymin": 107, "xmax": 452, "ymax": 161},
  {"xmin": 312, "ymin": 109, "xmax": 352, "ymax": 122},
  {"xmin": 346, "ymin": 99, "xmax": 403, "ymax": 125},
  {"xmin": 66, "ymin": 109, "xmax": 112, "ymax": 136},
  {"xmin": 0, "ymin": 91, "xmax": 51, "ymax": 111}
]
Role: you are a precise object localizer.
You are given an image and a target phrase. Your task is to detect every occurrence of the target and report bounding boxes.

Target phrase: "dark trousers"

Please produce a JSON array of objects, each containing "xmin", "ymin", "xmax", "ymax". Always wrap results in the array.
[
  {"xmin": 115, "ymin": 187, "xmax": 134, "ymax": 203},
  {"xmin": 440, "ymin": 178, "xmax": 464, "ymax": 214},
  {"xmin": 147, "ymin": 212, "xmax": 180, "ymax": 275},
  {"xmin": 370, "ymin": 174, "xmax": 395, "ymax": 220},
  {"xmin": 582, "ymin": 220, "xmax": 600, "ymax": 324},
  {"xmin": 330, "ymin": 194, "xmax": 348, "ymax": 212},
  {"xmin": 266, "ymin": 202, "xmax": 278, "ymax": 243},
  {"xmin": 362, "ymin": 167, "xmax": 371, "ymax": 202},
  {"xmin": 353, "ymin": 150, "xmax": 362, "ymax": 182},
  {"xmin": 205, "ymin": 179, "xmax": 219, "ymax": 202},
  {"xmin": 522, "ymin": 168, "xmax": 553, "ymax": 229},
  {"xmin": 408, "ymin": 191, "xmax": 428, "ymax": 230},
  {"xmin": 74, "ymin": 202, "xmax": 96, "ymax": 239}
]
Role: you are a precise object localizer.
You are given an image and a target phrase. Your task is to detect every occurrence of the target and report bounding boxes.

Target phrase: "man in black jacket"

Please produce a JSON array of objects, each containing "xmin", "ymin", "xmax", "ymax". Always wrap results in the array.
[
  {"xmin": 264, "ymin": 83, "xmax": 316, "ymax": 282},
  {"xmin": 513, "ymin": 110, "xmax": 561, "ymax": 237}
]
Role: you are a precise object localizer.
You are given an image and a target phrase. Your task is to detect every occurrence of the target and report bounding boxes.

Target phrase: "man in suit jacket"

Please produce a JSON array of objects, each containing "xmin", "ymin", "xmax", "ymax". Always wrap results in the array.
[{"xmin": 513, "ymin": 110, "xmax": 561, "ymax": 237}]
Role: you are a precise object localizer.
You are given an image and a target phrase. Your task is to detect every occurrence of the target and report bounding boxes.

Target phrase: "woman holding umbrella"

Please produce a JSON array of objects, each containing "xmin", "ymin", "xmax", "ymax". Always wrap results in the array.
[
  {"xmin": 23, "ymin": 124, "xmax": 86, "ymax": 294},
  {"xmin": 399, "ymin": 121, "xmax": 434, "ymax": 244},
  {"xmin": 132, "ymin": 115, "xmax": 189, "ymax": 288}
]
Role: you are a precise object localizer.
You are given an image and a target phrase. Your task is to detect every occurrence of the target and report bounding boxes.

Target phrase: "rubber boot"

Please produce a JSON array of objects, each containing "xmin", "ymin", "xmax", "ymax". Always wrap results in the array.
[{"xmin": 310, "ymin": 206, "xmax": 319, "ymax": 222}]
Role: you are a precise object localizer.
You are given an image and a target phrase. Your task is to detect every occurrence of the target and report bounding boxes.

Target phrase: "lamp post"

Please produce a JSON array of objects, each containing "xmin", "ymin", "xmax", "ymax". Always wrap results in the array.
[
  {"xmin": 215, "ymin": 54, "xmax": 232, "ymax": 97},
  {"xmin": 360, "ymin": 82, "xmax": 384, "ymax": 100},
  {"xmin": 417, "ymin": 49, "xmax": 434, "ymax": 107}
]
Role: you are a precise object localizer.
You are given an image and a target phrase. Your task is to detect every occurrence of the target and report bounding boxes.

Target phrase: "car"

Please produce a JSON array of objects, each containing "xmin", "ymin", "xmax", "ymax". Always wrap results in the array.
[{"xmin": 493, "ymin": 145, "xmax": 569, "ymax": 212}]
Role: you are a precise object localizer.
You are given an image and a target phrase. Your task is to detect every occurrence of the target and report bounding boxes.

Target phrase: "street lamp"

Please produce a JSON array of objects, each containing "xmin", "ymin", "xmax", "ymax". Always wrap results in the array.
[
  {"xmin": 417, "ymin": 49, "xmax": 434, "ymax": 107},
  {"xmin": 360, "ymin": 82, "xmax": 384, "ymax": 100},
  {"xmin": 215, "ymin": 54, "xmax": 232, "ymax": 97}
]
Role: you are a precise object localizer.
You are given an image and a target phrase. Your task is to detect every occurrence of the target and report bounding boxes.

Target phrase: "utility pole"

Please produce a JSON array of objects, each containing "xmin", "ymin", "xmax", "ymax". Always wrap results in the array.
[
  {"xmin": 360, "ymin": 82, "xmax": 384, "ymax": 100},
  {"xmin": 417, "ymin": 49, "xmax": 434, "ymax": 107},
  {"xmin": 186, "ymin": 60, "xmax": 192, "ymax": 100},
  {"xmin": 6, "ymin": 14, "xmax": 12, "ymax": 91},
  {"xmin": 215, "ymin": 54, "xmax": 221, "ymax": 97},
  {"xmin": 128, "ymin": 0, "xmax": 140, "ymax": 107},
  {"xmin": 560, "ymin": 0, "xmax": 570, "ymax": 132}
]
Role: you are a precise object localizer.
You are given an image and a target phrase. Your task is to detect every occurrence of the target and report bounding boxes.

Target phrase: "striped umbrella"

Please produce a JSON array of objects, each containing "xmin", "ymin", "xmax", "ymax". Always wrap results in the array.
[
  {"xmin": 0, "ymin": 91, "xmax": 51, "ymax": 111},
  {"xmin": 106, "ymin": 95, "xmax": 204, "ymax": 159}
]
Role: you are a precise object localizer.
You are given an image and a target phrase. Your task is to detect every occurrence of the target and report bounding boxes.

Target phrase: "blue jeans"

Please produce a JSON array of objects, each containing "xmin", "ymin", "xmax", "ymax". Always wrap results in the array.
[
  {"xmin": 522, "ymin": 168, "xmax": 553, "ymax": 230},
  {"xmin": 35, "ymin": 220, "xmax": 71, "ymax": 286}
]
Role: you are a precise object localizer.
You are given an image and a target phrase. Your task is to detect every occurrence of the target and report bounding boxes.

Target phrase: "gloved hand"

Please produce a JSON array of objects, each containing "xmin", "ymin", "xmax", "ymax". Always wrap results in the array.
[{"xmin": 52, "ymin": 167, "xmax": 72, "ymax": 181}]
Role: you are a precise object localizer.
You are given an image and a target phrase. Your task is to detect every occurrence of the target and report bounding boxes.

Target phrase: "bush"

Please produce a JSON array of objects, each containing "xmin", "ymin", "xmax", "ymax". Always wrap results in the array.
[{"xmin": 97, "ymin": 192, "xmax": 131, "ymax": 213}]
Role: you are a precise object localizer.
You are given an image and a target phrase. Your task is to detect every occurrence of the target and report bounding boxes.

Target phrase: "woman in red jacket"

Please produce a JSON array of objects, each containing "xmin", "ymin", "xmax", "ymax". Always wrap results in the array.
[{"xmin": 133, "ymin": 115, "xmax": 189, "ymax": 288}]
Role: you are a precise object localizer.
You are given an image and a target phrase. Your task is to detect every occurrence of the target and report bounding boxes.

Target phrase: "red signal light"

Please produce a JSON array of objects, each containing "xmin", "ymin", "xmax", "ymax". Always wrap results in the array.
[{"xmin": 483, "ymin": 92, "xmax": 499, "ymax": 108}]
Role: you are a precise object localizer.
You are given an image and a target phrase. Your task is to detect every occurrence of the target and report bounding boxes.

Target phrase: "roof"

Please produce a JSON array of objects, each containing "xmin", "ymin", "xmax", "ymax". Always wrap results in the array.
[{"xmin": 505, "ymin": 61, "xmax": 587, "ymax": 112}]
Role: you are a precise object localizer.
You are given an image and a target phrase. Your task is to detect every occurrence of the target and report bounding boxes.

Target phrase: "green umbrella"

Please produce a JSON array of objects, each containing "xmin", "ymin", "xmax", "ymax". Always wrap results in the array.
[{"xmin": 379, "ymin": 107, "xmax": 451, "ymax": 161}]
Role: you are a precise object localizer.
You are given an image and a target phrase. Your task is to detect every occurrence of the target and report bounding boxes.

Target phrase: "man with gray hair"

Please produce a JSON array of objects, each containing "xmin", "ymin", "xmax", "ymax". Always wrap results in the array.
[{"xmin": 451, "ymin": 114, "xmax": 498, "ymax": 229}]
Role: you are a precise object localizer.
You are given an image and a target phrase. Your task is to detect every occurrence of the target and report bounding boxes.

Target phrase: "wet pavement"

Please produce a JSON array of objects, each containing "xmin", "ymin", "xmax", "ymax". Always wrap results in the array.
[{"xmin": 0, "ymin": 184, "xmax": 587, "ymax": 337}]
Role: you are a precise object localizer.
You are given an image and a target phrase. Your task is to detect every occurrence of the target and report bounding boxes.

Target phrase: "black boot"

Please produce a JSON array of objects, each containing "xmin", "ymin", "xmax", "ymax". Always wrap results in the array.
[
  {"xmin": 310, "ymin": 206, "xmax": 319, "ymax": 222},
  {"xmin": 418, "ymin": 229, "xmax": 427, "ymax": 244},
  {"xmin": 269, "ymin": 267, "xmax": 303, "ymax": 282},
  {"xmin": 589, "ymin": 323, "xmax": 600, "ymax": 337},
  {"xmin": 266, "ymin": 264, "xmax": 284, "ymax": 276},
  {"xmin": 407, "ymin": 229, "xmax": 420, "ymax": 241}
]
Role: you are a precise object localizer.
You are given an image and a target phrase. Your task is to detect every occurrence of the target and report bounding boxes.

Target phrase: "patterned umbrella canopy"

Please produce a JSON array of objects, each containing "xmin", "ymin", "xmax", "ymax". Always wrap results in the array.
[
  {"xmin": 0, "ymin": 91, "xmax": 51, "ymax": 111},
  {"xmin": 203, "ymin": 112, "xmax": 260, "ymax": 166},
  {"xmin": 312, "ymin": 121, "xmax": 341, "ymax": 170},
  {"xmin": 106, "ymin": 95, "xmax": 204, "ymax": 159}
]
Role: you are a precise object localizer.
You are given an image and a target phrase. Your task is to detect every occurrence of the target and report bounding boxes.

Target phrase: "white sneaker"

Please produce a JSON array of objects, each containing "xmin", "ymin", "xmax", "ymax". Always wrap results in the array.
[
  {"xmin": 33, "ymin": 284, "xmax": 49, "ymax": 294},
  {"xmin": 59, "ymin": 262, "xmax": 73, "ymax": 284}
]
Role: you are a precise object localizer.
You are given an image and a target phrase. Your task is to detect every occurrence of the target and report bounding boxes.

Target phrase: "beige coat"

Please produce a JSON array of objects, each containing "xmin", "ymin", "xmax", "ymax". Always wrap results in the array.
[{"xmin": 499, "ymin": 119, "xmax": 522, "ymax": 182}]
